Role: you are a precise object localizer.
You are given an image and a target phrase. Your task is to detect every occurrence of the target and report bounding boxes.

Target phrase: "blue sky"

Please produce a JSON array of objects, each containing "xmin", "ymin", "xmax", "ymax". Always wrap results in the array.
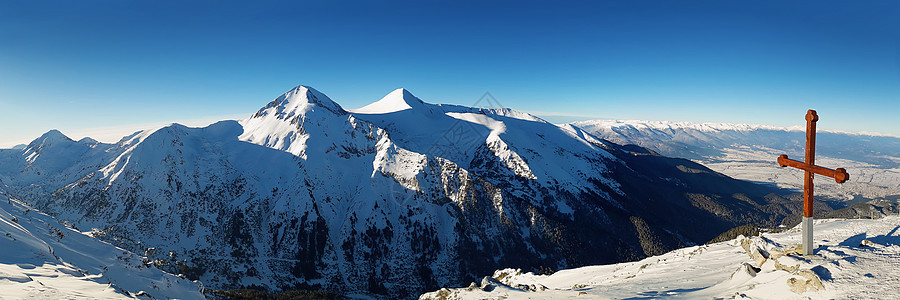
[{"xmin": 1, "ymin": 1, "xmax": 898, "ymax": 147}]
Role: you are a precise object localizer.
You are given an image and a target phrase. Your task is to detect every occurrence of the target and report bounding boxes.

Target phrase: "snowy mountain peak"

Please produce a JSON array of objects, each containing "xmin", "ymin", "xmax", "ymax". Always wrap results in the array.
[
  {"xmin": 350, "ymin": 88, "xmax": 425, "ymax": 114},
  {"xmin": 20, "ymin": 129, "xmax": 91, "ymax": 171},
  {"xmin": 77, "ymin": 137, "xmax": 99, "ymax": 145},
  {"xmin": 23, "ymin": 130, "xmax": 76, "ymax": 155},
  {"xmin": 240, "ymin": 85, "xmax": 360, "ymax": 157},
  {"xmin": 30, "ymin": 129, "xmax": 72, "ymax": 145},
  {"xmin": 250, "ymin": 85, "xmax": 346, "ymax": 119}
]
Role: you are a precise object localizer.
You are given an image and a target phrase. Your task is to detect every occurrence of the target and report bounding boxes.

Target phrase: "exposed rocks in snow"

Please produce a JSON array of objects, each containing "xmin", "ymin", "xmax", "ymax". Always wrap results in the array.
[
  {"xmin": 736, "ymin": 235, "xmax": 828, "ymax": 294},
  {"xmin": 773, "ymin": 254, "xmax": 801, "ymax": 273},
  {"xmin": 731, "ymin": 262, "xmax": 760, "ymax": 283},
  {"xmin": 422, "ymin": 216, "xmax": 900, "ymax": 299},
  {"xmin": 739, "ymin": 236, "xmax": 770, "ymax": 267},
  {"xmin": 787, "ymin": 269, "xmax": 825, "ymax": 293}
]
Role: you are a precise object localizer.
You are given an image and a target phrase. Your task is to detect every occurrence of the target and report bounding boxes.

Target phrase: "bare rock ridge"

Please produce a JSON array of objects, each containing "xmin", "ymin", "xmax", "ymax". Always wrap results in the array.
[{"xmin": 0, "ymin": 84, "xmax": 802, "ymax": 299}]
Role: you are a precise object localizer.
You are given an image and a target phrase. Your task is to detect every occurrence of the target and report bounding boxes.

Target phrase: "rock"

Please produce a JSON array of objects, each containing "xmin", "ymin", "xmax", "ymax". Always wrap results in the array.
[
  {"xmin": 741, "ymin": 237, "xmax": 771, "ymax": 267},
  {"xmin": 787, "ymin": 277, "xmax": 807, "ymax": 293},
  {"xmin": 796, "ymin": 269, "xmax": 825, "ymax": 291},
  {"xmin": 419, "ymin": 288, "xmax": 453, "ymax": 300},
  {"xmin": 860, "ymin": 239, "xmax": 878, "ymax": 247},
  {"xmin": 734, "ymin": 235, "xmax": 747, "ymax": 247},
  {"xmin": 740, "ymin": 237, "xmax": 752, "ymax": 253},
  {"xmin": 786, "ymin": 269, "xmax": 825, "ymax": 293},
  {"xmin": 732, "ymin": 262, "xmax": 760, "ymax": 279},
  {"xmin": 749, "ymin": 247, "xmax": 768, "ymax": 267},
  {"xmin": 773, "ymin": 255, "xmax": 800, "ymax": 273},
  {"xmin": 492, "ymin": 268, "xmax": 521, "ymax": 283},
  {"xmin": 514, "ymin": 283, "xmax": 547, "ymax": 292},
  {"xmin": 733, "ymin": 292, "xmax": 751, "ymax": 299},
  {"xmin": 481, "ymin": 276, "xmax": 497, "ymax": 292}
]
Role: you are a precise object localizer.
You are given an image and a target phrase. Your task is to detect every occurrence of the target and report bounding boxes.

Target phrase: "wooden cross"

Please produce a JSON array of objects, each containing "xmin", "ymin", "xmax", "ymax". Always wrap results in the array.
[{"xmin": 776, "ymin": 109, "xmax": 849, "ymax": 255}]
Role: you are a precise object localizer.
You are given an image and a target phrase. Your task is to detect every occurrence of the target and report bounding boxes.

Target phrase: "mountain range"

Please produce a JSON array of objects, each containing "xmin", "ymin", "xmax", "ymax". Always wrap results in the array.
[
  {"xmin": 0, "ymin": 85, "xmax": 807, "ymax": 298},
  {"xmin": 574, "ymin": 120, "xmax": 900, "ymax": 203}
]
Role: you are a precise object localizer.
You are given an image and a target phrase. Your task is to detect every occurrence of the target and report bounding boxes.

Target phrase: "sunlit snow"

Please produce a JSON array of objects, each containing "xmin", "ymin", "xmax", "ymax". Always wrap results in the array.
[{"xmin": 423, "ymin": 216, "xmax": 900, "ymax": 299}]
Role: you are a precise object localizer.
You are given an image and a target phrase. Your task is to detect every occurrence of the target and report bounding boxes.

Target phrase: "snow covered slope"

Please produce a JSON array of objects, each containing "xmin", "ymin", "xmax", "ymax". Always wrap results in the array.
[
  {"xmin": 574, "ymin": 120, "xmax": 900, "ymax": 202},
  {"xmin": 348, "ymin": 88, "xmax": 620, "ymax": 199},
  {"xmin": 422, "ymin": 215, "xmax": 900, "ymax": 299},
  {"xmin": 0, "ymin": 85, "xmax": 804, "ymax": 299},
  {"xmin": 0, "ymin": 184, "xmax": 203, "ymax": 299}
]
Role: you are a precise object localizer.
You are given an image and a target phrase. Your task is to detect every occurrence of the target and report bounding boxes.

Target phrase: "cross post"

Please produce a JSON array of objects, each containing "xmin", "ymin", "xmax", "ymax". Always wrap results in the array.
[{"xmin": 777, "ymin": 109, "xmax": 848, "ymax": 255}]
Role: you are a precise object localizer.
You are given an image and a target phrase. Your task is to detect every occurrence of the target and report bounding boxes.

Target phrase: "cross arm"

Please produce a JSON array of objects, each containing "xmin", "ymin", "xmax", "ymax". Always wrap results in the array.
[{"xmin": 777, "ymin": 154, "xmax": 849, "ymax": 183}]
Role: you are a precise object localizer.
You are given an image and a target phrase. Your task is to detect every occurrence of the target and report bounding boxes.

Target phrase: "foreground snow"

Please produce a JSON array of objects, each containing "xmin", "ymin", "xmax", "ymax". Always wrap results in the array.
[
  {"xmin": 0, "ymin": 190, "xmax": 204, "ymax": 299},
  {"xmin": 422, "ymin": 216, "xmax": 900, "ymax": 299}
]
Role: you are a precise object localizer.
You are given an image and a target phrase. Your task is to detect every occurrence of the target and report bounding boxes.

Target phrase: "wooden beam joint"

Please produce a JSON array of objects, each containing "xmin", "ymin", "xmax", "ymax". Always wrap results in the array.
[{"xmin": 777, "ymin": 155, "xmax": 849, "ymax": 183}]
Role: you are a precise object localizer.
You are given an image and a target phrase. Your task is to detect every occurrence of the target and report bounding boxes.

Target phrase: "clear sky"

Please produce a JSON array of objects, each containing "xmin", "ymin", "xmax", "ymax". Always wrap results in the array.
[{"xmin": 1, "ymin": 1, "xmax": 898, "ymax": 147}]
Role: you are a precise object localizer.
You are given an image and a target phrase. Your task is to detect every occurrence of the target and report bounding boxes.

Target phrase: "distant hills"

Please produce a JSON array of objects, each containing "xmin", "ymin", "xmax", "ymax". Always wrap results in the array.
[{"xmin": 574, "ymin": 119, "xmax": 900, "ymax": 202}]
